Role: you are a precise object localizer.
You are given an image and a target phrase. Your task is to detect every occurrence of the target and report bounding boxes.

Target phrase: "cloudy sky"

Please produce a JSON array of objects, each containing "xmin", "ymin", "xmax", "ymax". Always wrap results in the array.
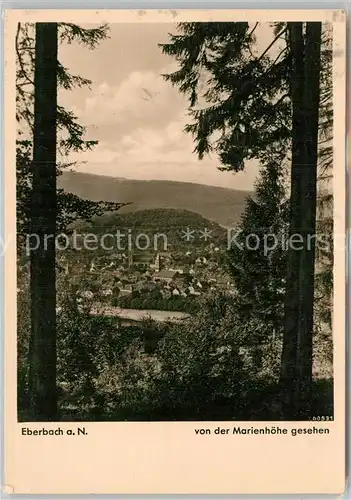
[{"xmin": 58, "ymin": 23, "xmax": 276, "ymax": 190}]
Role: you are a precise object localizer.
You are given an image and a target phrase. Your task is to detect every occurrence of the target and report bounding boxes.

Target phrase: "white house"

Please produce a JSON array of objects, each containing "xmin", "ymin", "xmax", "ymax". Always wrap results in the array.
[{"xmin": 79, "ymin": 290, "xmax": 94, "ymax": 300}]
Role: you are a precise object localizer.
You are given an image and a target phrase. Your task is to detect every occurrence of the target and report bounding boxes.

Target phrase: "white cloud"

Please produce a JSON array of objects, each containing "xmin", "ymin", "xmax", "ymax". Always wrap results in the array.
[
  {"xmin": 68, "ymin": 119, "xmax": 259, "ymax": 191},
  {"xmin": 71, "ymin": 62, "xmax": 181, "ymax": 129},
  {"xmin": 56, "ymin": 22, "xmax": 279, "ymax": 191}
]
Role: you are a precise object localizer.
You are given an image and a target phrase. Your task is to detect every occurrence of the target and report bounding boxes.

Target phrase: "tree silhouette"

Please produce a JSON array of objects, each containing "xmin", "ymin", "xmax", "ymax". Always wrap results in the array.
[
  {"xmin": 16, "ymin": 22, "xmax": 124, "ymax": 236},
  {"xmin": 161, "ymin": 21, "xmax": 325, "ymax": 417},
  {"xmin": 16, "ymin": 22, "xmax": 125, "ymax": 420},
  {"xmin": 28, "ymin": 22, "xmax": 58, "ymax": 420}
]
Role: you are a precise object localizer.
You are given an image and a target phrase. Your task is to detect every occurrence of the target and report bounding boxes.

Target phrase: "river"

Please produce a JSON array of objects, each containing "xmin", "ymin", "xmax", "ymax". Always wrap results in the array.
[{"xmin": 91, "ymin": 304, "xmax": 190, "ymax": 322}]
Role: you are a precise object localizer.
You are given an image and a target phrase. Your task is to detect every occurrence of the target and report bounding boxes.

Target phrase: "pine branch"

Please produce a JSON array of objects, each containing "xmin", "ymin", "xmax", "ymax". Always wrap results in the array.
[
  {"xmin": 248, "ymin": 22, "xmax": 259, "ymax": 38},
  {"xmin": 16, "ymin": 23, "xmax": 34, "ymax": 87},
  {"xmin": 255, "ymin": 27, "xmax": 287, "ymax": 64}
]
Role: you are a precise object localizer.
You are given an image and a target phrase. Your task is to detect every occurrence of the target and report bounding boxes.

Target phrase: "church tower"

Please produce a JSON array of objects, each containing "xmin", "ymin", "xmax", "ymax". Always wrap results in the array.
[
  {"xmin": 128, "ymin": 250, "xmax": 133, "ymax": 269},
  {"xmin": 154, "ymin": 253, "xmax": 160, "ymax": 272}
]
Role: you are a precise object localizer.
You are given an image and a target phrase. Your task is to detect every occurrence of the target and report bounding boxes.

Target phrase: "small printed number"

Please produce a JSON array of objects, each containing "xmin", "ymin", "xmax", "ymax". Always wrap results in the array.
[{"xmin": 311, "ymin": 416, "xmax": 333, "ymax": 421}]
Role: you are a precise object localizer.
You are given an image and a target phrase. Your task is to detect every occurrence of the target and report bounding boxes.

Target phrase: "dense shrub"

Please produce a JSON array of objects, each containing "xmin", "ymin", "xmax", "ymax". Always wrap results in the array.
[{"xmin": 18, "ymin": 270, "xmax": 333, "ymax": 421}]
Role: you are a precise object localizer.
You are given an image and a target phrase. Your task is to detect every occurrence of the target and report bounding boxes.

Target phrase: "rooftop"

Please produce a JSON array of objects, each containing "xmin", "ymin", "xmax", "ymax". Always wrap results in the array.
[{"xmin": 155, "ymin": 270, "xmax": 177, "ymax": 279}]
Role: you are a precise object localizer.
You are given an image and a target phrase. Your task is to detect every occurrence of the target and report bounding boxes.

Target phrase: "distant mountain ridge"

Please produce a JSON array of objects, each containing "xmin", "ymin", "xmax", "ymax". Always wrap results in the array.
[{"xmin": 58, "ymin": 171, "xmax": 251, "ymax": 228}]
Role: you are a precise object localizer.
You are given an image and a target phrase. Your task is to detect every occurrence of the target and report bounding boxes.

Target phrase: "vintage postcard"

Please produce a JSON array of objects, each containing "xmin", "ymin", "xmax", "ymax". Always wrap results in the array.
[{"xmin": 3, "ymin": 8, "xmax": 347, "ymax": 495}]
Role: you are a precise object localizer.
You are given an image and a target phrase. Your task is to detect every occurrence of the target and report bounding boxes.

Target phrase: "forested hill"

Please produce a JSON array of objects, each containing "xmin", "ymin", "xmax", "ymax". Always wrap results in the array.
[
  {"xmin": 58, "ymin": 171, "xmax": 250, "ymax": 228},
  {"xmin": 72, "ymin": 208, "xmax": 227, "ymax": 250}
]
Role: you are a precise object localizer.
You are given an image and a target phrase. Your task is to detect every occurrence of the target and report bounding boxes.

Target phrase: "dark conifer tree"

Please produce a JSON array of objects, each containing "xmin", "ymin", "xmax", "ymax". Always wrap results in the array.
[
  {"xmin": 161, "ymin": 21, "xmax": 324, "ymax": 417},
  {"xmin": 227, "ymin": 157, "xmax": 288, "ymax": 342},
  {"xmin": 16, "ymin": 22, "xmax": 124, "ymax": 237},
  {"xmin": 16, "ymin": 22, "xmax": 125, "ymax": 419},
  {"xmin": 293, "ymin": 22, "xmax": 322, "ymax": 414}
]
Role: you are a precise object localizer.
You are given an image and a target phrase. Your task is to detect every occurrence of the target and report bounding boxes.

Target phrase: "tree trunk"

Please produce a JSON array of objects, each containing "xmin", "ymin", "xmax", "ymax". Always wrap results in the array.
[
  {"xmin": 294, "ymin": 22, "xmax": 322, "ymax": 415},
  {"xmin": 280, "ymin": 22, "xmax": 322, "ymax": 418},
  {"xmin": 280, "ymin": 22, "xmax": 305, "ymax": 411},
  {"xmin": 28, "ymin": 23, "xmax": 58, "ymax": 421}
]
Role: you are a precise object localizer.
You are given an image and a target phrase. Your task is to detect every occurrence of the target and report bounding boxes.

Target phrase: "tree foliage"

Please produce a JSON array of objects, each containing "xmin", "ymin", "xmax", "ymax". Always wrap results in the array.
[
  {"xmin": 16, "ymin": 22, "xmax": 124, "ymax": 236},
  {"xmin": 160, "ymin": 22, "xmax": 292, "ymax": 169},
  {"xmin": 315, "ymin": 24, "xmax": 333, "ymax": 331},
  {"xmin": 227, "ymin": 157, "xmax": 289, "ymax": 340},
  {"xmin": 161, "ymin": 21, "xmax": 332, "ymax": 415}
]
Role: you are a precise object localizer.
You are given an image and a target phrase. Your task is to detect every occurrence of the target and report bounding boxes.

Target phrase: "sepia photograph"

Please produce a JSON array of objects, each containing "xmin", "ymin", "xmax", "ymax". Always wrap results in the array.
[
  {"xmin": 15, "ymin": 15, "xmax": 337, "ymax": 425},
  {"xmin": 4, "ymin": 9, "xmax": 347, "ymax": 495}
]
